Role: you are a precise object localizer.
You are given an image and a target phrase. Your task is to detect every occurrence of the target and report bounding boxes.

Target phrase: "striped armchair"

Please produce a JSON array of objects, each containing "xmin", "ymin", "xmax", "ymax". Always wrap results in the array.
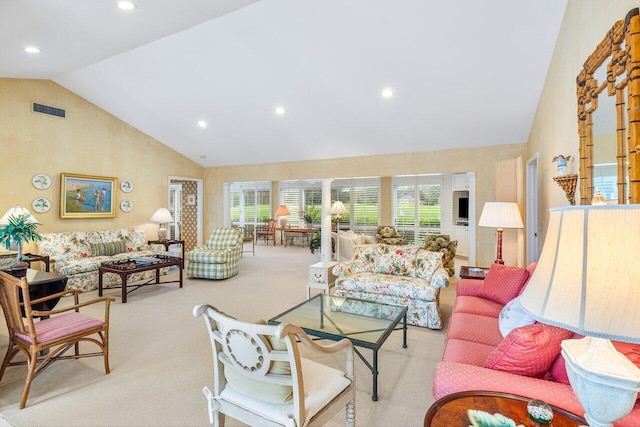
[{"xmin": 187, "ymin": 227, "xmax": 243, "ymax": 280}]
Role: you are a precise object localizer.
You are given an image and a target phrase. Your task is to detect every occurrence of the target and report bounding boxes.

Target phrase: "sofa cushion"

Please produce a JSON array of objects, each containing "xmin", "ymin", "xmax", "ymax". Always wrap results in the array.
[
  {"xmin": 484, "ymin": 323, "xmax": 573, "ymax": 378},
  {"xmin": 335, "ymin": 272, "xmax": 438, "ymax": 301},
  {"xmin": 446, "ymin": 313, "xmax": 503, "ymax": 347},
  {"xmin": 90, "ymin": 240, "xmax": 126, "ymax": 256},
  {"xmin": 453, "ymin": 295, "xmax": 503, "ymax": 318},
  {"xmin": 414, "ymin": 250, "xmax": 444, "ymax": 281},
  {"xmin": 441, "ymin": 338, "xmax": 496, "ymax": 367},
  {"xmin": 476, "ymin": 264, "xmax": 529, "ymax": 305},
  {"xmin": 498, "ymin": 297, "xmax": 536, "ymax": 337},
  {"xmin": 373, "ymin": 245, "xmax": 420, "ymax": 276}
]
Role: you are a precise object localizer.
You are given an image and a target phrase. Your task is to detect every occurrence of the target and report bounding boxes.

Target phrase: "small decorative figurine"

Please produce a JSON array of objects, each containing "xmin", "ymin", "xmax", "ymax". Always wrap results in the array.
[{"xmin": 552, "ymin": 154, "xmax": 571, "ymax": 175}]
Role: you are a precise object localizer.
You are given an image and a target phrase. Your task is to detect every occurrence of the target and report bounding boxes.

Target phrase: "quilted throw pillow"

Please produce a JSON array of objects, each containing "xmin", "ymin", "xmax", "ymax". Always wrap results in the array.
[
  {"xmin": 498, "ymin": 297, "xmax": 536, "ymax": 337},
  {"xmin": 485, "ymin": 323, "xmax": 573, "ymax": 378},
  {"xmin": 476, "ymin": 264, "xmax": 529, "ymax": 305}
]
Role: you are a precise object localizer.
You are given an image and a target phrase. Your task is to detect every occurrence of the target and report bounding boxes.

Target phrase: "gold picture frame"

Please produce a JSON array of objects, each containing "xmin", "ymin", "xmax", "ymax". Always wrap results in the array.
[{"xmin": 60, "ymin": 173, "xmax": 117, "ymax": 218}]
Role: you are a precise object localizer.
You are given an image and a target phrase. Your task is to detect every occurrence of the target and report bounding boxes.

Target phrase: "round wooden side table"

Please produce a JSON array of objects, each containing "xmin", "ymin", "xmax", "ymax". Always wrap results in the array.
[{"xmin": 424, "ymin": 391, "xmax": 586, "ymax": 427}]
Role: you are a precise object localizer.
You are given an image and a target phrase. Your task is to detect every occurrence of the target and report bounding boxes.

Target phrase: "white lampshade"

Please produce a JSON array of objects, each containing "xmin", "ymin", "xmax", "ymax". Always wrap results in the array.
[
  {"xmin": 0, "ymin": 206, "xmax": 37, "ymax": 225},
  {"xmin": 330, "ymin": 201, "xmax": 347, "ymax": 215},
  {"xmin": 275, "ymin": 205, "xmax": 290, "ymax": 216},
  {"xmin": 519, "ymin": 205, "xmax": 640, "ymax": 342},
  {"xmin": 478, "ymin": 202, "xmax": 523, "ymax": 229},
  {"xmin": 150, "ymin": 208, "xmax": 174, "ymax": 224},
  {"xmin": 520, "ymin": 205, "xmax": 640, "ymax": 426}
]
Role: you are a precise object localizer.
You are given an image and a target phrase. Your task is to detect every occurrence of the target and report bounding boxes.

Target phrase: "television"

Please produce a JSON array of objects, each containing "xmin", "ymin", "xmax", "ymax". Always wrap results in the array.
[{"xmin": 458, "ymin": 197, "xmax": 469, "ymax": 220}]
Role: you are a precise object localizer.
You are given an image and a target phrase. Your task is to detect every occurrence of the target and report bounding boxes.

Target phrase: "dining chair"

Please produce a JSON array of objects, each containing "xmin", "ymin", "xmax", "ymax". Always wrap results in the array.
[
  {"xmin": 193, "ymin": 304, "xmax": 356, "ymax": 426},
  {"xmin": 255, "ymin": 218, "xmax": 277, "ymax": 246},
  {"xmin": 233, "ymin": 225, "xmax": 255, "ymax": 256},
  {"xmin": 0, "ymin": 270, "xmax": 115, "ymax": 408}
]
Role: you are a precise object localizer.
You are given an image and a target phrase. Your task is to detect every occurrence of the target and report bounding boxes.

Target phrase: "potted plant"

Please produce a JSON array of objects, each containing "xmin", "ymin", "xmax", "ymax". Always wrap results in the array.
[
  {"xmin": 0, "ymin": 211, "xmax": 42, "ymax": 274},
  {"xmin": 302, "ymin": 206, "xmax": 319, "ymax": 227}
]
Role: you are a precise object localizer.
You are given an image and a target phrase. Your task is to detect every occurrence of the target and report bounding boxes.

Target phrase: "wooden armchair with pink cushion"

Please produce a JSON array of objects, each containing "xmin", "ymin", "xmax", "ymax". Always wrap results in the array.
[
  {"xmin": 432, "ymin": 263, "xmax": 640, "ymax": 424},
  {"xmin": 0, "ymin": 271, "xmax": 115, "ymax": 409}
]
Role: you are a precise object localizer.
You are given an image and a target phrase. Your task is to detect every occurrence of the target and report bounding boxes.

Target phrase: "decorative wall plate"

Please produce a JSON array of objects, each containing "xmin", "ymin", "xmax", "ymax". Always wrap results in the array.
[
  {"xmin": 120, "ymin": 200, "xmax": 133, "ymax": 212},
  {"xmin": 32, "ymin": 197, "xmax": 51, "ymax": 213},
  {"xmin": 32, "ymin": 174, "xmax": 51, "ymax": 190},
  {"xmin": 120, "ymin": 180, "xmax": 133, "ymax": 193}
]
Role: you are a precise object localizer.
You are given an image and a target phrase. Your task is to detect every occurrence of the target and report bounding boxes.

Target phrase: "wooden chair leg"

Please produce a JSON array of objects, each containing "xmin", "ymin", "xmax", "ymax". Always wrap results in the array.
[{"xmin": 20, "ymin": 351, "xmax": 39, "ymax": 409}]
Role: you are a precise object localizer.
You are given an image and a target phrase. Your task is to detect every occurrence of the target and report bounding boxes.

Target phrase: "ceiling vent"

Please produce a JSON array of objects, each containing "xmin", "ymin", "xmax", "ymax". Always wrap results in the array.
[{"xmin": 33, "ymin": 102, "xmax": 65, "ymax": 118}]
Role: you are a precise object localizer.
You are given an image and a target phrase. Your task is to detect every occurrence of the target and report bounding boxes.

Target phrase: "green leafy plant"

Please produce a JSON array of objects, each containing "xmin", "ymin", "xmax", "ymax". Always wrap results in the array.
[
  {"xmin": 302, "ymin": 205, "xmax": 319, "ymax": 225},
  {"xmin": 0, "ymin": 214, "xmax": 42, "ymax": 265}
]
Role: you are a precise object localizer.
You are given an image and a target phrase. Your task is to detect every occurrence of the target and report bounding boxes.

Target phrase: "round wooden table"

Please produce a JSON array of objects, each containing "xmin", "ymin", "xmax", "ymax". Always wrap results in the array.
[{"xmin": 424, "ymin": 391, "xmax": 586, "ymax": 427}]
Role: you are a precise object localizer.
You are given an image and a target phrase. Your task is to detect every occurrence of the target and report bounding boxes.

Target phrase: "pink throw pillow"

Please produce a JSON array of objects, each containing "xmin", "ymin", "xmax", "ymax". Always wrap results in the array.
[
  {"xmin": 485, "ymin": 323, "xmax": 573, "ymax": 378},
  {"xmin": 550, "ymin": 334, "xmax": 640, "ymax": 384},
  {"xmin": 476, "ymin": 264, "xmax": 529, "ymax": 305}
]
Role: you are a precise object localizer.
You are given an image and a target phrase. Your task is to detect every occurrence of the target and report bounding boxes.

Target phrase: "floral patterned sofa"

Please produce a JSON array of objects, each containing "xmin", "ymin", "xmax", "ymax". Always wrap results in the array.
[
  {"xmin": 332, "ymin": 244, "xmax": 449, "ymax": 329},
  {"xmin": 37, "ymin": 228, "xmax": 168, "ymax": 292}
]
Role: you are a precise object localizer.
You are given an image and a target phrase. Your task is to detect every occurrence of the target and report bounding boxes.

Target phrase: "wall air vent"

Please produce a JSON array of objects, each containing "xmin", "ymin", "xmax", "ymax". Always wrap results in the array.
[{"xmin": 33, "ymin": 103, "xmax": 66, "ymax": 118}]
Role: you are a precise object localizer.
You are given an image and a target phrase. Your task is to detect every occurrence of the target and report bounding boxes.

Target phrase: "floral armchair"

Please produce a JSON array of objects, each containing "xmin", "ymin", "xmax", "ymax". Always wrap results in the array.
[
  {"xmin": 423, "ymin": 234, "xmax": 458, "ymax": 277},
  {"xmin": 375, "ymin": 225, "xmax": 406, "ymax": 245}
]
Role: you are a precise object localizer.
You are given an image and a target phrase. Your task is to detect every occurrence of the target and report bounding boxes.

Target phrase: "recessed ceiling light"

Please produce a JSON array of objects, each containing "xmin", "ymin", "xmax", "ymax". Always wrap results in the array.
[
  {"xmin": 117, "ymin": 1, "xmax": 136, "ymax": 10},
  {"xmin": 382, "ymin": 88, "xmax": 394, "ymax": 98},
  {"xmin": 197, "ymin": 120, "xmax": 207, "ymax": 128},
  {"xmin": 200, "ymin": 155, "xmax": 207, "ymax": 159},
  {"xmin": 275, "ymin": 106, "xmax": 285, "ymax": 116},
  {"xmin": 24, "ymin": 46, "xmax": 40, "ymax": 54}
]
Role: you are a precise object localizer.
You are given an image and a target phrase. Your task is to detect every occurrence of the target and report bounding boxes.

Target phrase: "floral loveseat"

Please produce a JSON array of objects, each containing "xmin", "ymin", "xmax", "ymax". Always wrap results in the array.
[
  {"xmin": 37, "ymin": 228, "xmax": 169, "ymax": 292},
  {"xmin": 433, "ymin": 263, "xmax": 640, "ymax": 425},
  {"xmin": 332, "ymin": 244, "xmax": 449, "ymax": 329}
]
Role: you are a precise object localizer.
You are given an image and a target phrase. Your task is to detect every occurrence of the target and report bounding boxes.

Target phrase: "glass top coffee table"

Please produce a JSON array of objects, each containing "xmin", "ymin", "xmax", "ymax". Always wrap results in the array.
[{"xmin": 269, "ymin": 293, "xmax": 408, "ymax": 401}]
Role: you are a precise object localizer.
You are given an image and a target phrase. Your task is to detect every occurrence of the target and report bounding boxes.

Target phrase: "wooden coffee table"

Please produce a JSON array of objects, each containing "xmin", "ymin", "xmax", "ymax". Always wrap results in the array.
[
  {"xmin": 424, "ymin": 391, "xmax": 586, "ymax": 426},
  {"xmin": 98, "ymin": 255, "xmax": 182, "ymax": 303}
]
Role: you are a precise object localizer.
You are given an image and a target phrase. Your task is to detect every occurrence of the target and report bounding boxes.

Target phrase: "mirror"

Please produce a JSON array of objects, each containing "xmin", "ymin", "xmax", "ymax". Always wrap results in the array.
[{"xmin": 577, "ymin": 8, "xmax": 640, "ymax": 204}]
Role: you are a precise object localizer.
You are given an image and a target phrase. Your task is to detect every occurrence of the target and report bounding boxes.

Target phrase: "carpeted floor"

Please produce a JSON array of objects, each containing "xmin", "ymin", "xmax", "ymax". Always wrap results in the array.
[{"xmin": 0, "ymin": 245, "xmax": 458, "ymax": 426}]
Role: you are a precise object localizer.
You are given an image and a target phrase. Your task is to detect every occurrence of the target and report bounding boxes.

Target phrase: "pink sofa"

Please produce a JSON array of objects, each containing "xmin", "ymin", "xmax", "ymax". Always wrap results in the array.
[{"xmin": 433, "ymin": 263, "xmax": 640, "ymax": 426}]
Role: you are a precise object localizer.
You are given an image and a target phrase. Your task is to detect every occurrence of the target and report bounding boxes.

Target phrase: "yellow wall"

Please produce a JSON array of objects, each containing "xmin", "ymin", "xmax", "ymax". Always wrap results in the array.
[
  {"xmin": 527, "ymin": 0, "xmax": 638, "ymax": 245},
  {"xmin": 0, "ymin": 78, "xmax": 205, "ymax": 252},
  {"xmin": 204, "ymin": 144, "xmax": 527, "ymax": 266},
  {"xmin": 1, "ymin": 78, "xmax": 527, "ymax": 265}
]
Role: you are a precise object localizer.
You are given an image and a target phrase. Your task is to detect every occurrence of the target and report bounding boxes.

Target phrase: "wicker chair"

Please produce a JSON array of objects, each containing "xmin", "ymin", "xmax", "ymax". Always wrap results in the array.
[
  {"xmin": 0, "ymin": 271, "xmax": 114, "ymax": 409},
  {"xmin": 423, "ymin": 234, "xmax": 458, "ymax": 276}
]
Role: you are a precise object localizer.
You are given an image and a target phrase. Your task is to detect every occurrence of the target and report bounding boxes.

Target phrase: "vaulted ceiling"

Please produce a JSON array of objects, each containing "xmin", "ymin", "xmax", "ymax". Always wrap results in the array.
[{"xmin": 0, "ymin": 0, "xmax": 567, "ymax": 167}]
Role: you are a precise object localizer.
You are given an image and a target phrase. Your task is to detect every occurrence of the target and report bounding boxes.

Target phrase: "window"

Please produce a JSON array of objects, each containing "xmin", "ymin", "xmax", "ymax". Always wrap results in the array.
[
  {"xmin": 392, "ymin": 175, "xmax": 448, "ymax": 244},
  {"xmin": 332, "ymin": 178, "xmax": 380, "ymax": 234},
  {"xmin": 229, "ymin": 181, "xmax": 271, "ymax": 227},
  {"xmin": 276, "ymin": 178, "xmax": 380, "ymax": 231}
]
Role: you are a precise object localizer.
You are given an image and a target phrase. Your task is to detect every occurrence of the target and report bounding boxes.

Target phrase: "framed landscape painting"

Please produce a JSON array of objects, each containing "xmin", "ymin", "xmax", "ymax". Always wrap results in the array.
[{"xmin": 60, "ymin": 173, "xmax": 117, "ymax": 218}]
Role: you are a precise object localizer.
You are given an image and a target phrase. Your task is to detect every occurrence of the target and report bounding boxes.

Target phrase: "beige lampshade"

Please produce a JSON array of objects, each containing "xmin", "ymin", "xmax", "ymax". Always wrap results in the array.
[
  {"xmin": 519, "ymin": 205, "xmax": 640, "ymax": 343},
  {"xmin": 330, "ymin": 201, "xmax": 347, "ymax": 215},
  {"xmin": 478, "ymin": 202, "xmax": 523, "ymax": 229},
  {"xmin": 150, "ymin": 208, "xmax": 174, "ymax": 223},
  {"xmin": 0, "ymin": 206, "xmax": 37, "ymax": 225},
  {"xmin": 275, "ymin": 205, "xmax": 290, "ymax": 216}
]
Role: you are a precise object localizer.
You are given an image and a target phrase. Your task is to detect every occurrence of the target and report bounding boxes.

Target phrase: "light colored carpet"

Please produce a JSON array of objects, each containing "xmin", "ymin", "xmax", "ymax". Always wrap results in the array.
[{"xmin": 0, "ymin": 245, "xmax": 457, "ymax": 426}]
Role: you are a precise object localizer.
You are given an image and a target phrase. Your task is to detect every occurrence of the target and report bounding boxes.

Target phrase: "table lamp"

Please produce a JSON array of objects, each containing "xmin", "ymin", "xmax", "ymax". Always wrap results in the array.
[
  {"xmin": 519, "ymin": 205, "xmax": 640, "ymax": 427},
  {"xmin": 330, "ymin": 201, "xmax": 348, "ymax": 261},
  {"xmin": 150, "ymin": 208, "xmax": 174, "ymax": 240},
  {"xmin": 275, "ymin": 204, "xmax": 290, "ymax": 228},
  {"xmin": 0, "ymin": 206, "xmax": 40, "ymax": 271},
  {"xmin": 478, "ymin": 202, "xmax": 523, "ymax": 264}
]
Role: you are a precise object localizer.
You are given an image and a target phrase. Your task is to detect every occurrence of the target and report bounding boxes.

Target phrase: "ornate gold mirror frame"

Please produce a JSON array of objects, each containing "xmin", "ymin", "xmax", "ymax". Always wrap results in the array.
[{"xmin": 577, "ymin": 8, "xmax": 640, "ymax": 205}]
